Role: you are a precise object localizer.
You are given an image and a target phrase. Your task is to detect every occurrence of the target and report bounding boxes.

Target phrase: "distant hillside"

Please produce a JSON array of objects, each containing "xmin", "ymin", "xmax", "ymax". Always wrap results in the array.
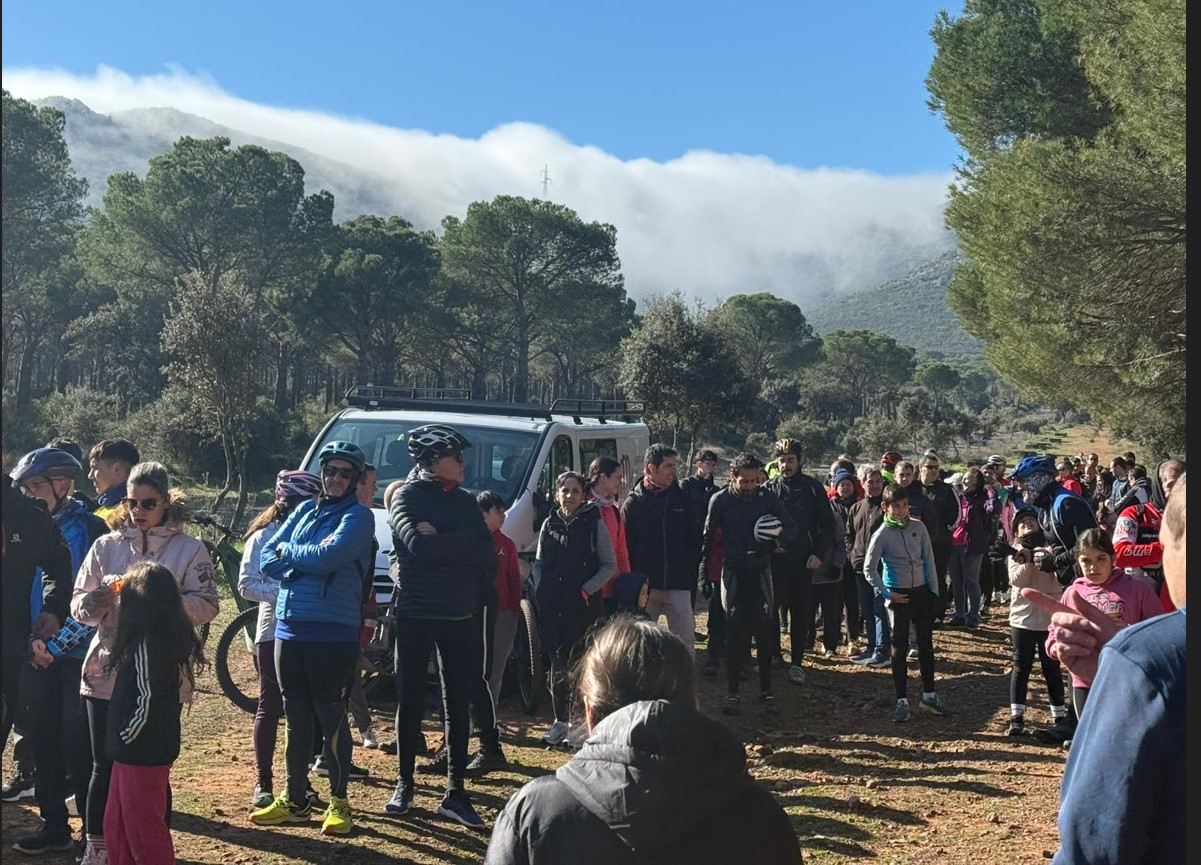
[{"xmin": 804, "ymin": 250, "xmax": 983, "ymax": 358}]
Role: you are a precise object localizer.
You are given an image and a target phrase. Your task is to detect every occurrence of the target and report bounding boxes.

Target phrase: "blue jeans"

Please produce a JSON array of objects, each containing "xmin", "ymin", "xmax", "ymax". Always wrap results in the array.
[
  {"xmin": 856, "ymin": 576, "xmax": 890, "ymax": 655},
  {"xmin": 949, "ymin": 549, "xmax": 984, "ymax": 625}
]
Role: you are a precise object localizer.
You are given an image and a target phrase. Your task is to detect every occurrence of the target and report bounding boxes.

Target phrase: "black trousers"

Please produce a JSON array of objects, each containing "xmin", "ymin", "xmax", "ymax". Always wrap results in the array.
[
  {"xmin": 27, "ymin": 659, "xmax": 93, "ymax": 835},
  {"xmin": 1009, "ymin": 627, "xmax": 1065, "ymax": 708},
  {"xmin": 393, "ymin": 617, "xmax": 480, "ymax": 793},
  {"xmin": 931, "ymin": 544, "xmax": 952, "ymax": 619},
  {"xmin": 725, "ymin": 567, "xmax": 772, "ymax": 695},
  {"xmin": 805, "ymin": 580, "xmax": 845, "ymax": 652},
  {"xmin": 886, "ymin": 586, "xmax": 938, "ymax": 699},
  {"xmin": 469, "ymin": 606, "xmax": 500, "ymax": 750},
  {"xmin": 768, "ymin": 557, "xmax": 814, "ymax": 664}
]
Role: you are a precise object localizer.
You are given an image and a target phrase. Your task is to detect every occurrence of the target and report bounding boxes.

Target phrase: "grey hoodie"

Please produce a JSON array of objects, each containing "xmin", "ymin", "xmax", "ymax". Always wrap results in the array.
[{"xmin": 485, "ymin": 699, "xmax": 801, "ymax": 864}]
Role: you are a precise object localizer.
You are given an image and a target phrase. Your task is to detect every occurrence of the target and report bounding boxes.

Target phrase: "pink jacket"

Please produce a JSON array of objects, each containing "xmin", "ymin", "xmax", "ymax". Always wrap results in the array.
[{"xmin": 71, "ymin": 506, "xmax": 219, "ymax": 701}]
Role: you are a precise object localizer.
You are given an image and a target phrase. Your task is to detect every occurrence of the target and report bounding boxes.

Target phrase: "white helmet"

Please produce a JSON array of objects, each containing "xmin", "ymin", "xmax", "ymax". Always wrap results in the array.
[{"xmin": 754, "ymin": 513, "xmax": 784, "ymax": 544}]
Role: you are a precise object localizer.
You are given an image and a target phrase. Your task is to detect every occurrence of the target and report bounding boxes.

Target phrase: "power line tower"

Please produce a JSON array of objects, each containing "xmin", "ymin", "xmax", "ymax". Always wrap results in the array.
[{"xmin": 539, "ymin": 164, "xmax": 552, "ymax": 199}]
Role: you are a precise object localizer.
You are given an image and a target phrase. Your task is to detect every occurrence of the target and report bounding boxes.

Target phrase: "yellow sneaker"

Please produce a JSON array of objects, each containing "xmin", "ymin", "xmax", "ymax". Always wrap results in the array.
[
  {"xmin": 321, "ymin": 795, "xmax": 353, "ymax": 836},
  {"xmin": 250, "ymin": 793, "xmax": 311, "ymax": 825}
]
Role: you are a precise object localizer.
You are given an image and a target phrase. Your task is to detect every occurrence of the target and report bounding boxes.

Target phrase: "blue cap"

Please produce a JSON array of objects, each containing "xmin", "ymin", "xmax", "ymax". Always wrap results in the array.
[{"xmin": 1010, "ymin": 455, "xmax": 1057, "ymax": 480}]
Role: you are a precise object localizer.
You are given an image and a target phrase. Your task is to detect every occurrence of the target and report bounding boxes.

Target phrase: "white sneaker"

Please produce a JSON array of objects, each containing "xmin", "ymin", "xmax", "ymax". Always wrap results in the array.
[
  {"xmin": 80, "ymin": 842, "xmax": 108, "ymax": 865},
  {"xmin": 999, "ymin": 591, "xmax": 1011, "ymax": 604},
  {"xmin": 787, "ymin": 665, "xmax": 806, "ymax": 685},
  {"xmin": 543, "ymin": 719, "xmax": 570, "ymax": 746},
  {"xmin": 360, "ymin": 728, "xmax": 380, "ymax": 749},
  {"xmin": 66, "ymin": 793, "xmax": 79, "ymax": 816}
]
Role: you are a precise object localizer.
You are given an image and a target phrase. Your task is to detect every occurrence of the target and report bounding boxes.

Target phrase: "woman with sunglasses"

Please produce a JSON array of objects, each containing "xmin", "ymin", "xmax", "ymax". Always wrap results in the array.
[
  {"xmin": 71, "ymin": 461, "xmax": 220, "ymax": 865},
  {"xmin": 534, "ymin": 471, "xmax": 617, "ymax": 748}
]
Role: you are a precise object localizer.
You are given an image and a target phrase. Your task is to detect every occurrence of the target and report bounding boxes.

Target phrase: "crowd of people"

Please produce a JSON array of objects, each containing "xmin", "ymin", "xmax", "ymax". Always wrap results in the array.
[{"xmin": 1, "ymin": 429, "xmax": 1186, "ymax": 864}]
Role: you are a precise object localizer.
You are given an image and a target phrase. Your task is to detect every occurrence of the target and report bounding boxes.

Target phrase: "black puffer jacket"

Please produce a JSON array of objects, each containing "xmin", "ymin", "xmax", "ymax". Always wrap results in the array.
[
  {"xmin": 764, "ymin": 472, "xmax": 834, "ymax": 565},
  {"xmin": 918, "ymin": 479, "xmax": 960, "ymax": 548},
  {"xmin": 534, "ymin": 504, "xmax": 607, "ymax": 652},
  {"xmin": 388, "ymin": 476, "xmax": 494, "ymax": 619},
  {"xmin": 679, "ymin": 473, "xmax": 718, "ymax": 554},
  {"xmin": 2, "ymin": 480, "xmax": 73, "ymax": 666},
  {"xmin": 484, "ymin": 699, "xmax": 802, "ymax": 865},
  {"xmin": 701, "ymin": 486, "xmax": 797, "ymax": 573},
  {"xmin": 621, "ymin": 479, "xmax": 695, "ymax": 592}
]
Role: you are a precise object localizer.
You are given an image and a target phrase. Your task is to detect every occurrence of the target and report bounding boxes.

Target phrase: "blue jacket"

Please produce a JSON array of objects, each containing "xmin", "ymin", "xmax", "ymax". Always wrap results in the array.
[
  {"xmin": 261, "ymin": 493, "xmax": 374, "ymax": 631},
  {"xmin": 34, "ymin": 499, "xmax": 107, "ymax": 661},
  {"xmin": 863, "ymin": 518, "xmax": 938, "ymax": 598}
]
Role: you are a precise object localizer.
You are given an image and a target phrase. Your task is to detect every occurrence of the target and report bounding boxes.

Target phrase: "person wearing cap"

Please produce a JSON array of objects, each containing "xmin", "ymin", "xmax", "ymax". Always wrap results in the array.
[
  {"xmin": 383, "ymin": 426, "xmax": 494, "ymax": 829},
  {"xmin": 251, "ymin": 442, "xmax": 374, "ymax": 836},
  {"xmin": 880, "ymin": 452, "xmax": 902, "ymax": 484},
  {"xmin": 1056, "ymin": 458, "xmax": 1085, "ymax": 497},
  {"xmin": 85, "ymin": 439, "xmax": 140, "ymax": 526},
  {"xmin": 7, "ymin": 449, "xmax": 106, "ymax": 854}
]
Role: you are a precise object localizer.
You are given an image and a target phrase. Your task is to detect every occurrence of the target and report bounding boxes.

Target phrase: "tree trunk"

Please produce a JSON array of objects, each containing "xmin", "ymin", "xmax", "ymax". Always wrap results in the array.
[
  {"xmin": 231, "ymin": 442, "xmax": 251, "ymax": 530},
  {"xmin": 274, "ymin": 341, "xmax": 290, "ymax": 411},
  {"xmin": 514, "ymin": 310, "xmax": 530, "ymax": 403},
  {"xmin": 211, "ymin": 418, "xmax": 235, "ymax": 513},
  {"xmin": 15, "ymin": 334, "xmax": 37, "ymax": 409}
]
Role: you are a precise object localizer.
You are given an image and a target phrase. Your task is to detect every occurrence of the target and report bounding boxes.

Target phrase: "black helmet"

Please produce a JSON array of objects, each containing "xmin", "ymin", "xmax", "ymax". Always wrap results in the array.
[
  {"xmin": 408, "ymin": 424, "xmax": 472, "ymax": 465},
  {"xmin": 773, "ymin": 438, "xmax": 803, "ymax": 457},
  {"xmin": 10, "ymin": 448, "xmax": 83, "ymax": 484}
]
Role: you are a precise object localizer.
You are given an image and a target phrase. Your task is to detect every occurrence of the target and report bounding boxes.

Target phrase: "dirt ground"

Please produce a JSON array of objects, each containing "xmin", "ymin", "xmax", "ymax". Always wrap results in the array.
[{"xmin": 2, "ymin": 599, "xmax": 1072, "ymax": 865}]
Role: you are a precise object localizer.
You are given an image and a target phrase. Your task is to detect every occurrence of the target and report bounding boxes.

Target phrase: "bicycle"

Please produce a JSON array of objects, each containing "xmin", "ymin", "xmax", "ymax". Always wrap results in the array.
[{"xmin": 193, "ymin": 513, "xmax": 261, "ymax": 713}]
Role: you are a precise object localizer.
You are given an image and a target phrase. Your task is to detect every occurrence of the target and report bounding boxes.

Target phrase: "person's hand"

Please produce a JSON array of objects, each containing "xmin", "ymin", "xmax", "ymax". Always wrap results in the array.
[
  {"xmin": 1012, "ymin": 547, "xmax": 1033, "ymax": 565},
  {"xmin": 32, "ymin": 612, "xmax": 61, "ymax": 640},
  {"xmin": 275, "ymin": 542, "xmax": 287, "ymax": 558},
  {"xmin": 30, "ymin": 640, "xmax": 53, "ymax": 668},
  {"xmin": 806, "ymin": 555, "xmax": 823, "ymax": 571},
  {"xmin": 887, "ymin": 592, "xmax": 910, "ymax": 605},
  {"xmin": 416, "ymin": 522, "xmax": 438, "ymax": 535},
  {"xmin": 1021, "ymin": 588, "xmax": 1123, "ymax": 685},
  {"xmin": 1032, "ymin": 548, "xmax": 1054, "ymax": 572}
]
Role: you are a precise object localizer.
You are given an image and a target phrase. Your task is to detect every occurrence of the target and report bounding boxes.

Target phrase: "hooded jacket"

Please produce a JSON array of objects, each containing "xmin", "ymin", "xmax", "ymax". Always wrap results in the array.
[
  {"xmin": 621, "ymin": 478, "xmax": 696, "ymax": 592},
  {"xmin": 484, "ymin": 699, "xmax": 802, "ymax": 865},
  {"xmin": 764, "ymin": 470, "xmax": 834, "ymax": 566},
  {"xmin": 2, "ymin": 481, "xmax": 73, "ymax": 667},
  {"xmin": 71, "ymin": 502, "xmax": 219, "ymax": 701}
]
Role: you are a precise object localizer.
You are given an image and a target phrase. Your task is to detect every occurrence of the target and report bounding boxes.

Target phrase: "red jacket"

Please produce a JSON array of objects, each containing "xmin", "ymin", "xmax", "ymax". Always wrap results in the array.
[
  {"xmin": 492, "ymin": 529, "xmax": 524, "ymax": 614},
  {"xmin": 593, "ymin": 496, "xmax": 631, "ymax": 599},
  {"xmin": 1113, "ymin": 502, "xmax": 1163, "ymax": 570}
]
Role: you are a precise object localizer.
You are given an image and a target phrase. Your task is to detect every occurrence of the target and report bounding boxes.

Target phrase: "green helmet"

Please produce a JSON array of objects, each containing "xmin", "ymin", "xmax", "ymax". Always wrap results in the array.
[{"xmin": 318, "ymin": 440, "xmax": 367, "ymax": 473}]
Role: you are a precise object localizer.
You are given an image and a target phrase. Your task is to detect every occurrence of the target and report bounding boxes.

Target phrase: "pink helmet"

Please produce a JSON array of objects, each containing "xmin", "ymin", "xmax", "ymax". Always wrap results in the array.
[{"xmin": 275, "ymin": 469, "xmax": 322, "ymax": 501}]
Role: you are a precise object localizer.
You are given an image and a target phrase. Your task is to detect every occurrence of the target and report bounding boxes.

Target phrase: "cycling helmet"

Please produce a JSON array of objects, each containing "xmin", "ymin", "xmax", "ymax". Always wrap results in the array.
[
  {"xmin": 317, "ymin": 441, "xmax": 367, "ymax": 473},
  {"xmin": 880, "ymin": 451, "xmax": 903, "ymax": 469},
  {"xmin": 275, "ymin": 469, "xmax": 323, "ymax": 500},
  {"xmin": 407, "ymin": 424, "xmax": 472, "ymax": 465},
  {"xmin": 985, "ymin": 454, "xmax": 1007, "ymax": 467},
  {"xmin": 753, "ymin": 513, "xmax": 784, "ymax": 544},
  {"xmin": 1010, "ymin": 455, "xmax": 1057, "ymax": 480},
  {"xmin": 9, "ymin": 447, "xmax": 83, "ymax": 483},
  {"xmin": 773, "ymin": 439, "xmax": 803, "ymax": 457}
]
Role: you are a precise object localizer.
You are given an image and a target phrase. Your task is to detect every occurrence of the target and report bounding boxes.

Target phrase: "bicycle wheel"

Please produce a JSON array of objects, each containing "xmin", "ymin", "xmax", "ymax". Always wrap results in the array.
[
  {"xmin": 215, "ymin": 607, "xmax": 260, "ymax": 714},
  {"xmin": 515, "ymin": 598, "xmax": 542, "ymax": 715}
]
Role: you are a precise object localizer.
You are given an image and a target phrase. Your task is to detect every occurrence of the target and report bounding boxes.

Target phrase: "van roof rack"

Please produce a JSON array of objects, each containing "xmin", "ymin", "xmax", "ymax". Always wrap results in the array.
[{"xmin": 344, "ymin": 386, "xmax": 645, "ymax": 423}]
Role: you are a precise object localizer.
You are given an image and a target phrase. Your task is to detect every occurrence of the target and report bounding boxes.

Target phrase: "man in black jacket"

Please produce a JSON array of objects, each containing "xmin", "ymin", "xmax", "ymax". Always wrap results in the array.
[
  {"xmin": 621, "ymin": 444, "xmax": 696, "ymax": 654},
  {"xmin": 681, "ymin": 450, "xmax": 722, "ymax": 663},
  {"xmin": 917, "ymin": 453, "xmax": 960, "ymax": 623},
  {"xmin": 2, "ymin": 476, "xmax": 73, "ymax": 745},
  {"xmin": 384, "ymin": 424, "xmax": 494, "ymax": 829},
  {"xmin": 764, "ymin": 439, "xmax": 834, "ymax": 685}
]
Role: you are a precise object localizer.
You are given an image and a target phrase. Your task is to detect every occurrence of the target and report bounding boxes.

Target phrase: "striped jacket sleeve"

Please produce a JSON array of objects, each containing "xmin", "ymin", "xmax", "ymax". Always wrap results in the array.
[{"xmin": 119, "ymin": 642, "xmax": 153, "ymax": 745}]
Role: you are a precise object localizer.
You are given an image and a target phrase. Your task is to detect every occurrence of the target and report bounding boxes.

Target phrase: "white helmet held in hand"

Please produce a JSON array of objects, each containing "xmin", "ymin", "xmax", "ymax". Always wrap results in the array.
[{"xmin": 754, "ymin": 513, "xmax": 784, "ymax": 544}]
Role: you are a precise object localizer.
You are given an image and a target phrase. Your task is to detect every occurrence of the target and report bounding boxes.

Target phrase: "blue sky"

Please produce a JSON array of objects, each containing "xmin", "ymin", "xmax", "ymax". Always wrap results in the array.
[{"xmin": 2, "ymin": 0, "xmax": 962, "ymax": 175}]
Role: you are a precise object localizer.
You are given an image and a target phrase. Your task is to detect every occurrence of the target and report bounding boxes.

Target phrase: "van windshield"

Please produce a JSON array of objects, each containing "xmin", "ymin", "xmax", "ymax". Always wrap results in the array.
[{"xmin": 306, "ymin": 418, "xmax": 539, "ymax": 506}]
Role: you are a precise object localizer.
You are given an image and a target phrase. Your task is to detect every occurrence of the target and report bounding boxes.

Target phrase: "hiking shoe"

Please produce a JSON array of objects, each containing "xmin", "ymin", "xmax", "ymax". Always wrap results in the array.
[
  {"xmin": 919, "ymin": 694, "xmax": 949, "ymax": 717},
  {"xmin": 383, "ymin": 783, "xmax": 413, "ymax": 816},
  {"xmin": 786, "ymin": 665, "xmax": 807, "ymax": 685},
  {"xmin": 1, "ymin": 772, "xmax": 35, "ymax": 802},
  {"xmin": 907, "ymin": 648, "xmax": 919, "ymax": 661},
  {"xmin": 467, "ymin": 748, "xmax": 508, "ymax": 774},
  {"xmin": 849, "ymin": 649, "xmax": 874, "ymax": 663},
  {"xmin": 721, "ymin": 695, "xmax": 740, "ymax": 715},
  {"xmin": 418, "ymin": 747, "xmax": 448, "ymax": 774},
  {"xmin": 250, "ymin": 793, "xmax": 312, "ymax": 825},
  {"xmin": 360, "ymin": 728, "xmax": 380, "ymax": 749},
  {"xmin": 311, "ymin": 757, "xmax": 369, "ymax": 780},
  {"xmin": 1033, "ymin": 717, "xmax": 1076, "ymax": 745},
  {"xmin": 306, "ymin": 785, "xmax": 325, "ymax": 809},
  {"xmin": 865, "ymin": 652, "xmax": 890, "ymax": 667},
  {"xmin": 543, "ymin": 720, "xmax": 570, "ymax": 746},
  {"xmin": 78, "ymin": 842, "xmax": 107, "ymax": 865},
  {"xmin": 892, "ymin": 700, "xmax": 910, "ymax": 723},
  {"xmin": 759, "ymin": 690, "xmax": 776, "ymax": 706},
  {"xmin": 12, "ymin": 826, "xmax": 75, "ymax": 855},
  {"xmin": 1007, "ymin": 715, "xmax": 1025, "ymax": 737},
  {"xmin": 947, "ymin": 617, "xmax": 966, "ymax": 627},
  {"xmin": 250, "ymin": 783, "xmax": 274, "ymax": 809},
  {"xmin": 321, "ymin": 795, "xmax": 353, "ymax": 836},
  {"xmin": 438, "ymin": 790, "xmax": 484, "ymax": 829},
  {"xmin": 965, "ymin": 619, "xmax": 980, "ymax": 631},
  {"xmin": 819, "ymin": 647, "xmax": 837, "ymax": 660},
  {"xmin": 65, "ymin": 794, "xmax": 79, "ymax": 817}
]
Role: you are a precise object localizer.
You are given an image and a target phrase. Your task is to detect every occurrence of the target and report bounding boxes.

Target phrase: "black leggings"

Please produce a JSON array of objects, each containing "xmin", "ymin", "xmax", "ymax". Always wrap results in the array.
[
  {"xmin": 275, "ymin": 639, "xmax": 358, "ymax": 803},
  {"xmin": 887, "ymin": 587, "xmax": 937, "ymax": 699},
  {"xmin": 393, "ymin": 616, "xmax": 481, "ymax": 793},
  {"xmin": 1009, "ymin": 627, "xmax": 1065, "ymax": 708},
  {"xmin": 725, "ymin": 568, "xmax": 773, "ymax": 695},
  {"xmin": 841, "ymin": 562, "xmax": 861, "ymax": 642},
  {"xmin": 469, "ymin": 607, "xmax": 500, "ymax": 750},
  {"xmin": 28, "ymin": 660, "xmax": 93, "ymax": 836},
  {"xmin": 806, "ymin": 580, "xmax": 845, "ymax": 652},
  {"xmin": 84, "ymin": 698, "xmax": 112, "ymax": 837}
]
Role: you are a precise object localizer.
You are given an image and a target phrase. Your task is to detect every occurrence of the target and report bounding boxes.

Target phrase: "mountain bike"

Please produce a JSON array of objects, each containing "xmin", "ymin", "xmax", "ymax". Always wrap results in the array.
[{"xmin": 193, "ymin": 513, "xmax": 261, "ymax": 713}]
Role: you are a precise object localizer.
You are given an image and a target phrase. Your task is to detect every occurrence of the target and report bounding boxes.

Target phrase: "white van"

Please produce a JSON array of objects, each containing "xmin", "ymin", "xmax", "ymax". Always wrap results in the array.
[{"xmin": 300, "ymin": 387, "xmax": 651, "ymax": 602}]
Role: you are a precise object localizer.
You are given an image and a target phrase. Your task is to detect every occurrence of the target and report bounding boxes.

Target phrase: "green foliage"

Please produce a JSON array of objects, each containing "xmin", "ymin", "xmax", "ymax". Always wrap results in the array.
[
  {"xmin": 810, "ymin": 330, "xmax": 917, "ymax": 419},
  {"xmin": 928, "ymin": 0, "xmax": 1185, "ymax": 454},
  {"xmin": 37, "ymin": 384, "xmax": 120, "ymax": 448},
  {"xmin": 774, "ymin": 415, "xmax": 835, "ymax": 462}
]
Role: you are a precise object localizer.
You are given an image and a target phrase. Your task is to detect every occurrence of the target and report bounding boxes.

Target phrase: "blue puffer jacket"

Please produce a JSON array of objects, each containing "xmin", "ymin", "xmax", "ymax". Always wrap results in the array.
[
  {"xmin": 260, "ymin": 493, "xmax": 374, "ymax": 630},
  {"xmin": 34, "ymin": 498, "xmax": 108, "ymax": 660}
]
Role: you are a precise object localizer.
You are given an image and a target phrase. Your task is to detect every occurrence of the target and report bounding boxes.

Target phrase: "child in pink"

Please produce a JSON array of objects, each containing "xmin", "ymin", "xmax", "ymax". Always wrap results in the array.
[{"xmin": 1047, "ymin": 528, "xmax": 1162, "ymax": 718}]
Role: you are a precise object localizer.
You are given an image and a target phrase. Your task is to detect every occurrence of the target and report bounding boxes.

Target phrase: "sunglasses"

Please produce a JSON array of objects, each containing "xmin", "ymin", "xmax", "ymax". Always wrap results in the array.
[
  {"xmin": 122, "ymin": 497, "xmax": 162, "ymax": 511},
  {"xmin": 322, "ymin": 465, "xmax": 357, "ymax": 480}
]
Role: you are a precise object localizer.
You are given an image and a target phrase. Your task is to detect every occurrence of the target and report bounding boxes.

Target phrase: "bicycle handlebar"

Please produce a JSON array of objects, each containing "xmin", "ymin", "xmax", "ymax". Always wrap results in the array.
[{"xmin": 193, "ymin": 512, "xmax": 236, "ymax": 536}]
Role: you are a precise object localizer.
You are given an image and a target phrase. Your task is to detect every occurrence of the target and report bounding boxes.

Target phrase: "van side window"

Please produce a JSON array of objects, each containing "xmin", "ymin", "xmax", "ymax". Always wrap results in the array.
[{"xmin": 579, "ymin": 438, "xmax": 617, "ymax": 472}]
